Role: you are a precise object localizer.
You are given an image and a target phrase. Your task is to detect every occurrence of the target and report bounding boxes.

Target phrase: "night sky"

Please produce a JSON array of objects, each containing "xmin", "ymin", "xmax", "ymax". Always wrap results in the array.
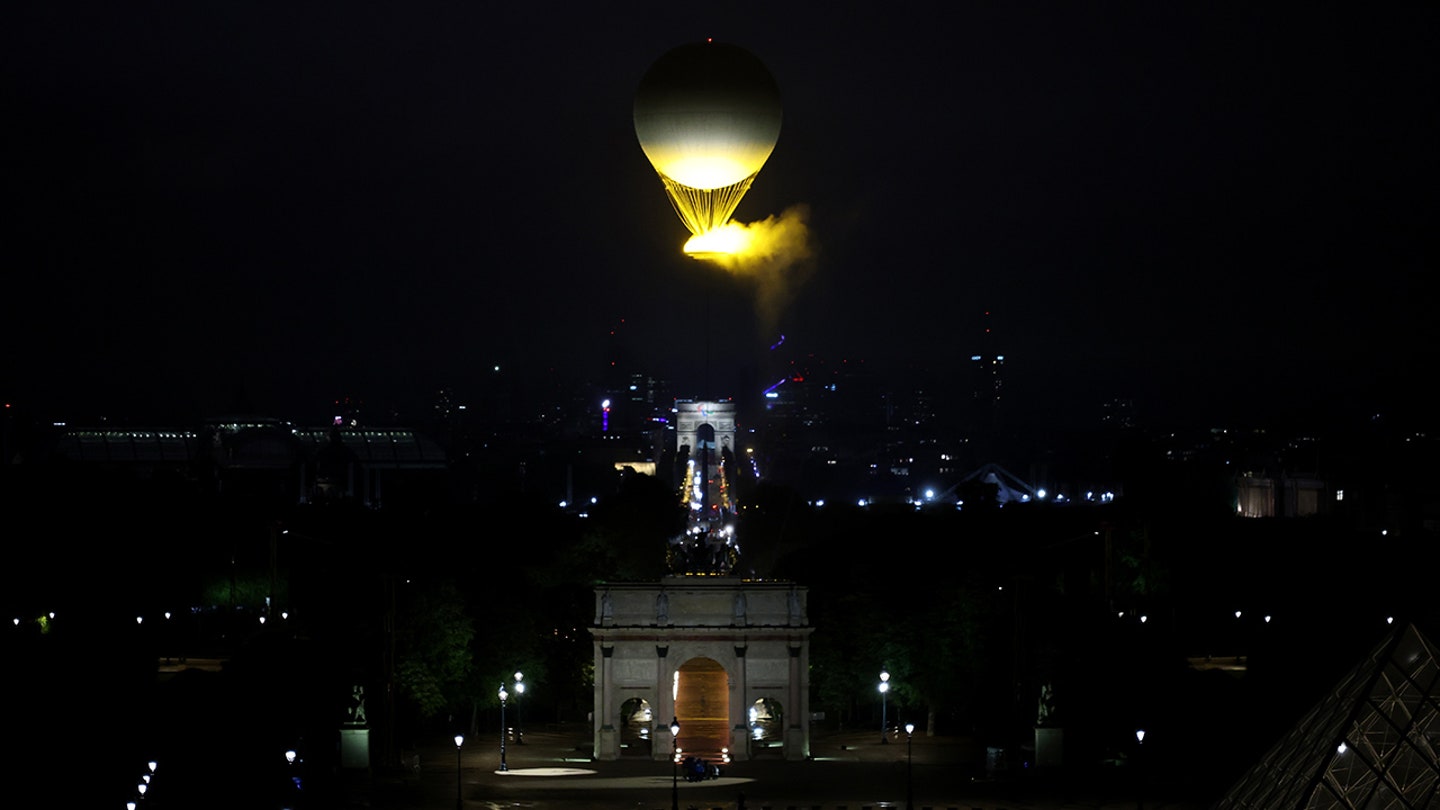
[{"xmin": 5, "ymin": 3, "xmax": 1436, "ymax": 431}]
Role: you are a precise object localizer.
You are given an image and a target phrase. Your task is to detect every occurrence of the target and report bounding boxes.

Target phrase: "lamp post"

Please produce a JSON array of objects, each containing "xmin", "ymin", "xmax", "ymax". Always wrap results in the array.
[
  {"xmin": 285, "ymin": 749, "xmax": 297, "ymax": 797},
  {"xmin": 670, "ymin": 717, "xmax": 681, "ymax": 810},
  {"xmin": 905, "ymin": 723, "xmax": 915, "ymax": 810},
  {"xmin": 514, "ymin": 671, "xmax": 525, "ymax": 745},
  {"xmin": 498, "ymin": 684, "xmax": 509, "ymax": 772},
  {"xmin": 454, "ymin": 734, "xmax": 464, "ymax": 810},
  {"xmin": 879, "ymin": 670, "xmax": 891, "ymax": 743},
  {"xmin": 1135, "ymin": 729, "xmax": 1146, "ymax": 810}
]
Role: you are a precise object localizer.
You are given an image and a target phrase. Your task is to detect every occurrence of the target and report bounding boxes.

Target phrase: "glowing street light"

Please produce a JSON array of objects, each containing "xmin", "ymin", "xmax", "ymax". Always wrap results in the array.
[
  {"xmin": 454, "ymin": 734, "xmax": 464, "ymax": 810},
  {"xmin": 879, "ymin": 670, "xmax": 891, "ymax": 744},
  {"xmin": 1136, "ymin": 728, "xmax": 1146, "ymax": 810},
  {"xmin": 498, "ymin": 684, "xmax": 509, "ymax": 772},
  {"xmin": 905, "ymin": 722, "xmax": 916, "ymax": 810},
  {"xmin": 281, "ymin": 748, "xmax": 300, "ymax": 799},
  {"xmin": 670, "ymin": 717, "xmax": 681, "ymax": 810},
  {"xmin": 513, "ymin": 671, "xmax": 525, "ymax": 745}
]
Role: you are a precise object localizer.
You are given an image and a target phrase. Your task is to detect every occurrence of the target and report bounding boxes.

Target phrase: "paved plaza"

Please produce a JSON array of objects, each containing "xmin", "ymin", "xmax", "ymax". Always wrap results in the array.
[{"xmin": 341, "ymin": 726, "xmax": 1214, "ymax": 810}]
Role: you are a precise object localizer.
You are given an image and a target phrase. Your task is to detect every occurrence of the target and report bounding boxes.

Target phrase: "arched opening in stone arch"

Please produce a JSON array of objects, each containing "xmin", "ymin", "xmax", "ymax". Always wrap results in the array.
[
  {"xmin": 674, "ymin": 657, "xmax": 729, "ymax": 761},
  {"xmin": 619, "ymin": 697, "xmax": 653, "ymax": 756},
  {"xmin": 748, "ymin": 697, "xmax": 784, "ymax": 749}
]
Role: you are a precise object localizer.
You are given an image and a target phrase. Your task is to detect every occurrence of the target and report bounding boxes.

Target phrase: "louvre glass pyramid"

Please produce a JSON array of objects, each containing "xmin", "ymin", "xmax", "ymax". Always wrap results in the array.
[{"xmin": 1214, "ymin": 622, "xmax": 1440, "ymax": 810}]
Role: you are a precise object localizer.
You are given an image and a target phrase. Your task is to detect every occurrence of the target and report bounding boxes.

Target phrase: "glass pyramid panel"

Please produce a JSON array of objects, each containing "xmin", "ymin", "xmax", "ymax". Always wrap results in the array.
[{"xmin": 1214, "ymin": 623, "xmax": 1440, "ymax": 810}]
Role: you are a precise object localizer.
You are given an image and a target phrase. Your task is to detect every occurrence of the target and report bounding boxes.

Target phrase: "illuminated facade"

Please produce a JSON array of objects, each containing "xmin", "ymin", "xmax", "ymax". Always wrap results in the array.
[
  {"xmin": 50, "ymin": 421, "xmax": 447, "ymax": 507},
  {"xmin": 590, "ymin": 578, "xmax": 812, "ymax": 762},
  {"xmin": 670, "ymin": 400, "xmax": 740, "ymax": 575}
]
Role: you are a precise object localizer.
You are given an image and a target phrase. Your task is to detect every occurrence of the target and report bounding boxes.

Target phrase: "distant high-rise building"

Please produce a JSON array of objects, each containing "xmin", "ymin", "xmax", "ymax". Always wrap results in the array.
[
  {"xmin": 432, "ymin": 387, "xmax": 457, "ymax": 422},
  {"xmin": 604, "ymin": 317, "xmax": 632, "ymax": 387},
  {"xmin": 331, "ymin": 394, "xmax": 364, "ymax": 427},
  {"xmin": 1100, "ymin": 397, "xmax": 1136, "ymax": 430},
  {"xmin": 969, "ymin": 309, "xmax": 1005, "ymax": 438},
  {"xmin": 592, "ymin": 317, "xmax": 671, "ymax": 436}
]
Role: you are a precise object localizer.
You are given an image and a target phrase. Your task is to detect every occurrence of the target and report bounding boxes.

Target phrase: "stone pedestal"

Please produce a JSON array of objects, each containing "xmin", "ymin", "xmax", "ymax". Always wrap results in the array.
[
  {"xmin": 340, "ymin": 726, "xmax": 370, "ymax": 770},
  {"xmin": 1035, "ymin": 726, "xmax": 1064, "ymax": 768}
]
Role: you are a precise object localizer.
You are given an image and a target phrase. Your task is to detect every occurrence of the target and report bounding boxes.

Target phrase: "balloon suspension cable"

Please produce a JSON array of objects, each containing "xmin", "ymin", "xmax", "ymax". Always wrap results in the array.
[{"xmin": 659, "ymin": 173, "xmax": 757, "ymax": 237}]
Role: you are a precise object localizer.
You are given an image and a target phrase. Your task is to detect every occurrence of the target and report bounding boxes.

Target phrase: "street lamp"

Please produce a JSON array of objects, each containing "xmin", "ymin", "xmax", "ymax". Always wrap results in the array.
[
  {"xmin": 1135, "ymin": 729, "xmax": 1146, "ymax": 810},
  {"xmin": 670, "ymin": 717, "xmax": 681, "ymax": 810},
  {"xmin": 454, "ymin": 734, "xmax": 464, "ymax": 810},
  {"xmin": 498, "ymin": 684, "xmax": 509, "ymax": 772},
  {"xmin": 905, "ymin": 723, "xmax": 916, "ymax": 810},
  {"xmin": 285, "ymin": 747, "xmax": 299, "ymax": 795},
  {"xmin": 878, "ymin": 670, "xmax": 891, "ymax": 744},
  {"xmin": 514, "ymin": 671, "xmax": 525, "ymax": 745}
]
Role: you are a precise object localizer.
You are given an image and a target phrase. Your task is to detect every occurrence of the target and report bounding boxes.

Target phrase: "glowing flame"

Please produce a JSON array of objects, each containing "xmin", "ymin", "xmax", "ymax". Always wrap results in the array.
[
  {"xmin": 684, "ymin": 224, "xmax": 752, "ymax": 257},
  {"xmin": 688, "ymin": 206, "xmax": 812, "ymax": 270}
]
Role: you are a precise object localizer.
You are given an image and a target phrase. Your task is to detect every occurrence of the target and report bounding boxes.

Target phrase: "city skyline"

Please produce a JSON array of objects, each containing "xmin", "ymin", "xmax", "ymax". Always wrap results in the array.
[{"xmin": 6, "ymin": 3, "xmax": 1435, "ymax": 432}]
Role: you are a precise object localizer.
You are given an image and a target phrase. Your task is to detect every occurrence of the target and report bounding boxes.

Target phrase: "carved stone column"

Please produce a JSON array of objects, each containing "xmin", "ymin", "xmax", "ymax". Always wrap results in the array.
[
  {"xmin": 731, "ymin": 644, "xmax": 749, "ymax": 759},
  {"xmin": 596, "ymin": 645, "xmax": 617, "ymax": 759}
]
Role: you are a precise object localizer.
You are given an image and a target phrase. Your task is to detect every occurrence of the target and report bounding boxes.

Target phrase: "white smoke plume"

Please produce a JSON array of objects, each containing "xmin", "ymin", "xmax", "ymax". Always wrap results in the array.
[{"xmin": 699, "ymin": 204, "xmax": 816, "ymax": 339}]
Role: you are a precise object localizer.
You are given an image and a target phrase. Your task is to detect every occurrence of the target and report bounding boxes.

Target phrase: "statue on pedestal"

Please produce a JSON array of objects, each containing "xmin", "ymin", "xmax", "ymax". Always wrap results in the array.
[
  {"xmin": 346, "ymin": 684, "xmax": 368, "ymax": 727},
  {"xmin": 1036, "ymin": 682, "xmax": 1056, "ymax": 727}
]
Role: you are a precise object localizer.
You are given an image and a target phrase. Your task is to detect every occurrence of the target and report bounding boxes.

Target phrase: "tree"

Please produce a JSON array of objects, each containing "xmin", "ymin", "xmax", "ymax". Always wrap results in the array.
[{"xmin": 393, "ymin": 579, "xmax": 475, "ymax": 719}]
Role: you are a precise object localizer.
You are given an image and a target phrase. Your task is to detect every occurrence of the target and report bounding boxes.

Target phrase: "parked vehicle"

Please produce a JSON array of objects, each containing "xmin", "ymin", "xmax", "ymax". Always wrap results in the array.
[{"xmin": 681, "ymin": 756, "xmax": 722, "ymax": 782}]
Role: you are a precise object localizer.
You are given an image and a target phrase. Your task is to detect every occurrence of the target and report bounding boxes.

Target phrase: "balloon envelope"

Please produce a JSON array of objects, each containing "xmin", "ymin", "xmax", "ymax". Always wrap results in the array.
[{"xmin": 634, "ymin": 41, "xmax": 782, "ymax": 192}]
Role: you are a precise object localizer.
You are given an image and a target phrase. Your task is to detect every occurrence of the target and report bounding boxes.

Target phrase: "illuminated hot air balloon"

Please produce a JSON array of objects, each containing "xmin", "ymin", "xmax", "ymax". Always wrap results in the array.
[{"xmin": 634, "ymin": 41, "xmax": 782, "ymax": 252}]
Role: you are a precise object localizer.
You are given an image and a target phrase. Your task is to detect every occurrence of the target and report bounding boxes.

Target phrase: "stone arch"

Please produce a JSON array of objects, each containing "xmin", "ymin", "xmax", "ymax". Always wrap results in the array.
[
  {"xmin": 674, "ymin": 656, "xmax": 730, "ymax": 761},
  {"xmin": 619, "ymin": 697, "xmax": 653, "ymax": 757},
  {"xmin": 748, "ymin": 696, "xmax": 784, "ymax": 750},
  {"xmin": 590, "ymin": 579, "xmax": 812, "ymax": 761}
]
